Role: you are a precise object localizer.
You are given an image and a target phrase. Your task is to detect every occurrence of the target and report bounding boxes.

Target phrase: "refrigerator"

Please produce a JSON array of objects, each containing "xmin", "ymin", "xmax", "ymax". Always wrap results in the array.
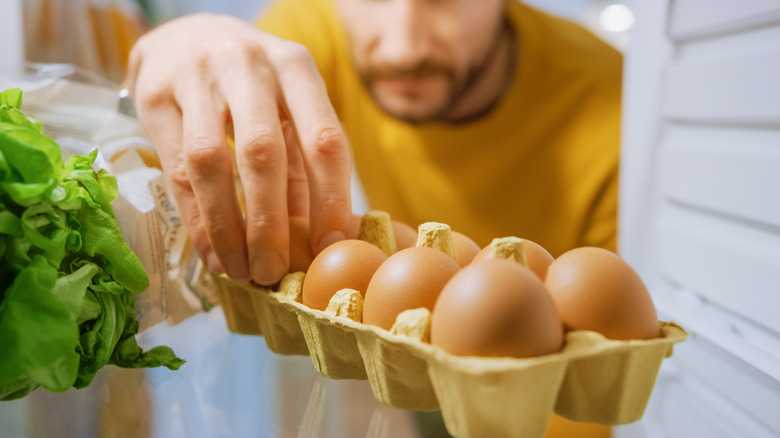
[{"xmin": 2, "ymin": 0, "xmax": 780, "ymax": 437}]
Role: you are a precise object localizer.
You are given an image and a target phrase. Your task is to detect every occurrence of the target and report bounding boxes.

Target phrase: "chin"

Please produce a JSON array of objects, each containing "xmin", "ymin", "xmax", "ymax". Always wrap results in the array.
[{"xmin": 373, "ymin": 92, "xmax": 449, "ymax": 124}]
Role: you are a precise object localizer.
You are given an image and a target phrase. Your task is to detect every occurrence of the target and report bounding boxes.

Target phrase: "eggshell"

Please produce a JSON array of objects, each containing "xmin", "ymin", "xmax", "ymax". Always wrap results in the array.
[
  {"xmin": 392, "ymin": 220, "xmax": 418, "ymax": 250},
  {"xmin": 302, "ymin": 240, "xmax": 388, "ymax": 311},
  {"xmin": 288, "ymin": 216, "xmax": 314, "ymax": 273},
  {"xmin": 431, "ymin": 259, "xmax": 564, "ymax": 358},
  {"xmin": 544, "ymin": 247, "xmax": 659, "ymax": 340},
  {"xmin": 473, "ymin": 238, "xmax": 554, "ymax": 279},
  {"xmin": 452, "ymin": 231, "xmax": 481, "ymax": 267},
  {"xmin": 363, "ymin": 247, "xmax": 460, "ymax": 330}
]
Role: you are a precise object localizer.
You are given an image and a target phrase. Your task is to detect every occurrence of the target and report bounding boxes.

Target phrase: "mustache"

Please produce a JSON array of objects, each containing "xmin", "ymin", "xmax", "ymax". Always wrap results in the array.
[{"xmin": 363, "ymin": 60, "xmax": 454, "ymax": 80}]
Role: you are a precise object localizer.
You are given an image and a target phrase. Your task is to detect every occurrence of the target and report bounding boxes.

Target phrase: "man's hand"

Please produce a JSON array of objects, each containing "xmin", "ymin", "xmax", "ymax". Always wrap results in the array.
[{"xmin": 127, "ymin": 14, "xmax": 352, "ymax": 285}]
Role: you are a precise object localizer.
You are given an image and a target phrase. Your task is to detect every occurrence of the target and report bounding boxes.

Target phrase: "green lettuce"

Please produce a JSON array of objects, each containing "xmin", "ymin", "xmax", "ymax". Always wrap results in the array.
[{"xmin": 0, "ymin": 88, "xmax": 184, "ymax": 401}]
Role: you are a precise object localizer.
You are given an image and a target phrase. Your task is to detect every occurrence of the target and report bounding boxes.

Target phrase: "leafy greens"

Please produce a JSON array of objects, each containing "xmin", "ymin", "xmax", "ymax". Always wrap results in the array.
[{"xmin": 0, "ymin": 88, "xmax": 184, "ymax": 400}]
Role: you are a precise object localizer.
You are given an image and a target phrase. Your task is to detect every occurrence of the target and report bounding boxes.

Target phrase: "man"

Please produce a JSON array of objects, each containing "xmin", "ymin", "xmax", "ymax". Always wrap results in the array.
[{"xmin": 128, "ymin": 0, "xmax": 620, "ymax": 436}]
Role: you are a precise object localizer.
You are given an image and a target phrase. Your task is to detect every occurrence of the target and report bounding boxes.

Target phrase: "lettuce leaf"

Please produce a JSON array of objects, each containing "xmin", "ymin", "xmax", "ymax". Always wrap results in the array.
[
  {"xmin": 0, "ymin": 256, "xmax": 80, "ymax": 395},
  {"xmin": 0, "ymin": 88, "xmax": 183, "ymax": 401}
]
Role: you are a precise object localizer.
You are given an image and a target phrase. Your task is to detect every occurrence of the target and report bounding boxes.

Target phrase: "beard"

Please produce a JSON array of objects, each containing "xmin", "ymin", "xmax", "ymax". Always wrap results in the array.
[{"xmin": 356, "ymin": 25, "xmax": 509, "ymax": 124}]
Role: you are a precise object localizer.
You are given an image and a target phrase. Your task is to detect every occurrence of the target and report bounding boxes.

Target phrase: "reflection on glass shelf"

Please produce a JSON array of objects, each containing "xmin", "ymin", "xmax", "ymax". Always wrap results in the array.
[
  {"xmin": 141, "ymin": 308, "xmax": 449, "ymax": 437},
  {"xmin": 0, "ymin": 307, "xmax": 447, "ymax": 438}
]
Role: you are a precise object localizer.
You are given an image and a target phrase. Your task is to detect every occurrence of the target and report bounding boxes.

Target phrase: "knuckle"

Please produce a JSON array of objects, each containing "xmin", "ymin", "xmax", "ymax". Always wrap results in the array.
[
  {"xmin": 175, "ymin": 198, "xmax": 208, "ymax": 243},
  {"xmin": 319, "ymin": 192, "xmax": 349, "ymax": 212},
  {"xmin": 167, "ymin": 157, "xmax": 192, "ymax": 190},
  {"xmin": 275, "ymin": 42, "xmax": 315, "ymax": 70},
  {"xmin": 240, "ymin": 130, "xmax": 285, "ymax": 169},
  {"xmin": 246, "ymin": 213, "xmax": 284, "ymax": 234},
  {"xmin": 185, "ymin": 48, "xmax": 212, "ymax": 75},
  {"xmin": 207, "ymin": 38, "xmax": 278, "ymax": 85},
  {"xmin": 218, "ymin": 37, "xmax": 265, "ymax": 67},
  {"xmin": 186, "ymin": 138, "xmax": 229, "ymax": 174},
  {"xmin": 130, "ymin": 30, "xmax": 155, "ymax": 59},
  {"xmin": 136, "ymin": 83, "xmax": 170, "ymax": 110},
  {"xmin": 308, "ymin": 126, "xmax": 347, "ymax": 160},
  {"xmin": 187, "ymin": 210, "xmax": 205, "ymax": 235},
  {"xmin": 312, "ymin": 192, "xmax": 350, "ymax": 222}
]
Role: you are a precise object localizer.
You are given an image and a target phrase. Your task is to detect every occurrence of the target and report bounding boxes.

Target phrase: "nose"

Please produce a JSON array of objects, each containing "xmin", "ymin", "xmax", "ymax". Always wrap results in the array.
[{"xmin": 375, "ymin": 0, "xmax": 432, "ymax": 68}]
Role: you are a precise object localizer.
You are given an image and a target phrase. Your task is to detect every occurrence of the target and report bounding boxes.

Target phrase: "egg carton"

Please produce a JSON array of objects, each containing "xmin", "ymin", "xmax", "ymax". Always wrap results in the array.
[{"xmin": 212, "ymin": 273, "xmax": 687, "ymax": 438}]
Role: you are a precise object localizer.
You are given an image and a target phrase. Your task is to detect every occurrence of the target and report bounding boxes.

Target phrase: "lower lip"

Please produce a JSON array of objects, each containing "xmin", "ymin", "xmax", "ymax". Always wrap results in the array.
[{"xmin": 377, "ymin": 76, "xmax": 438, "ymax": 95}]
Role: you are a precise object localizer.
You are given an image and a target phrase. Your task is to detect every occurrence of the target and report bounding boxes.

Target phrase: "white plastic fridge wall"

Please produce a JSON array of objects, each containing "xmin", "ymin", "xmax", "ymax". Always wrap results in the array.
[{"xmin": 616, "ymin": 1, "xmax": 780, "ymax": 437}]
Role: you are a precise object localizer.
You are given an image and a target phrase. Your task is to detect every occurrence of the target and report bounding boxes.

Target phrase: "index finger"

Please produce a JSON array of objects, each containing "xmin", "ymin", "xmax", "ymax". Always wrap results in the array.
[{"xmin": 269, "ymin": 40, "xmax": 352, "ymax": 254}]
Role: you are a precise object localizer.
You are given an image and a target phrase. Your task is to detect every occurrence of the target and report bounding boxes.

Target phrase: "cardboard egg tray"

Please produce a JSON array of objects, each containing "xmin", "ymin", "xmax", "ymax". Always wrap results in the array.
[{"xmin": 213, "ymin": 273, "xmax": 687, "ymax": 438}]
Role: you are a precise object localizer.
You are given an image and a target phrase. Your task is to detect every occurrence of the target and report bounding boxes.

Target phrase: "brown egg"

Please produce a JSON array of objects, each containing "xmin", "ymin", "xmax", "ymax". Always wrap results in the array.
[
  {"xmin": 288, "ymin": 216, "xmax": 314, "ymax": 273},
  {"xmin": 363, "ymin": 247, "xmax": 460, "ymax": 330},
  {"xmin": 302, "ymin": 240, "xmax": 388, "ymax": 311},
  {"xmin": 392, "ymin": 220, "xmax": 418, "ymax": 250},
  {"xmin": 544, "ymin": 247, "xmax": 659, "ymax": 340},
  {"xmin": 431, "ymin": 259, "xmax": 563, "ymax": 358},
  {"xmin": 452, "ymin": 231, "xmax": 481, "ymax": 267},
  {"xmin": 473, "ymin": 238, "xmax": 554, "ymax": 279}
]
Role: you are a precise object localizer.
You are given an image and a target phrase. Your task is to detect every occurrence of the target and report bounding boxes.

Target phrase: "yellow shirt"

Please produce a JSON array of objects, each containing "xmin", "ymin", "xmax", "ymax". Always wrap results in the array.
[{"xmin": 258, "ymin": 0, "xmax": 621, "ymax": 258}]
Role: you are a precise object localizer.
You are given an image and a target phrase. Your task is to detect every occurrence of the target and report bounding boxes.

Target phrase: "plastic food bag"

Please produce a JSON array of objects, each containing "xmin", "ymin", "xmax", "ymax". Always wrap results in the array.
[
  {"xmin": 5, "ymin": 64, "xmax": 219, "ymax": 329},
  {"xmin": 22, "ymin": 0, "xmax": 146, "ymax": 84}
]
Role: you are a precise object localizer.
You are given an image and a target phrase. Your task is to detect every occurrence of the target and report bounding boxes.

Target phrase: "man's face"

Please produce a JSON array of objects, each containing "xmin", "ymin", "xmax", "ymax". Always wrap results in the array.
[{"xmin": 335, "ymin": 0, "xmax": 509, "ymax": 124}]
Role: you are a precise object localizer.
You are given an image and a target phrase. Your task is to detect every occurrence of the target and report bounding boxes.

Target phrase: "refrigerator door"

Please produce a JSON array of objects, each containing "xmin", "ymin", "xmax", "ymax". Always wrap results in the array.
[{"xmin": 617, "ymin": 1, "xmax": 780, "ymax": 437}]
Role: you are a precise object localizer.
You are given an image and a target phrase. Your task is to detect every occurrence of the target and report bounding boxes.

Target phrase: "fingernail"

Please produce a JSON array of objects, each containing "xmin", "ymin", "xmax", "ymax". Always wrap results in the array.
[
  {"xmin": 318, "ymin": 231, "xmax": 346, "ymax": 253},
  {"xmin": 226, "ymin": 254, "xmax": 250, "ymax": 281},
  {"xmin": 252, "ymin": 253, "xmax": 287, "ymax": 285},
  {"xmin": 206, "ymin": 251, "xmax": 224, "ymax": 274}
]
